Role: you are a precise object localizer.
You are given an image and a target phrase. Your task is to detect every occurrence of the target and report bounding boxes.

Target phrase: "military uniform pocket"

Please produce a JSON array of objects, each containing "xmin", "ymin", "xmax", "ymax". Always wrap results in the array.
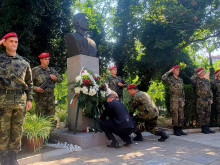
[{"xmin": 14, "ymin": 93, "xmax": 27, "ymax": 105}]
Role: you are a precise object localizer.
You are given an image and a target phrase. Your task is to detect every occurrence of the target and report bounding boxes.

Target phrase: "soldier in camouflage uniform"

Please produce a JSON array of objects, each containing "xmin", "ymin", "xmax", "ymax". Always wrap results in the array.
[
  {"xmin": 106, "ymin": 65, "xmax": 127, "ymax": 101},
  {"xmin": 32, "ymin": 53, "xmax": 62, "ymax": 117},
  {"xmin": 0, "ymin": 32, "xmax": 33, "ymax": 165},
  {"xmin": 162, "ymin": 65, "xmax": 187, "ymax": 136},
  {"xmin": 211, "ymin": 69, "xmax": 220, "ymax": 128},
  {"xmin": 190, "ymin": 67, "xmax": 215, "ymax": 134},
  {"xmin": 127, "ymin": 84, "xmax": 169, "ymax": 142}
]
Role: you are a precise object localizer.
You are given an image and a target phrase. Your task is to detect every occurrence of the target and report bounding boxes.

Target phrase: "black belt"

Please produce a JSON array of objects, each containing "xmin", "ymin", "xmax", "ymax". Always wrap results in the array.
[{"xmin": 0, "ymin": 89, "xmax": 24, "ymax": 94}]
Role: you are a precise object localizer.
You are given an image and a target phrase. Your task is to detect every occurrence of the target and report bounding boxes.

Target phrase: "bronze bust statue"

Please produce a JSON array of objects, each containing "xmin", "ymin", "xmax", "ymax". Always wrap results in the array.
[{"xmin": 65, "ymin": 13, "xmax": 97, "ymax": 57}]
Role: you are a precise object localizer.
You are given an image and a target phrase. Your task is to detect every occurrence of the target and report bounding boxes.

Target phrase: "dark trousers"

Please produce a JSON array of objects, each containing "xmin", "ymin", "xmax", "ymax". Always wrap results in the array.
[{"xmin": 100, "ymin": 120, "xmax": 134, "ymax": 143}]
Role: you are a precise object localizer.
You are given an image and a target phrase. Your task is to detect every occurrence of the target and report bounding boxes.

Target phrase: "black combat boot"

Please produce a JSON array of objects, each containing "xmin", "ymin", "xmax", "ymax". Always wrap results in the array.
[
  {"xmin": 178, "ymin": 126, "xmax": 187, "ymax": 135},
  {"xmin": 156, "ymin": 130, "xmax": 169, "ymax": 142},
  {"xmin": 10, "ymin": 151, "xmax": 19, "ymax": 165},
  {"xmin": 1, "ymin": 152, "xmax": 11, "ymax": 165},
  {"xmin": 133, "ymin": 131, "xmax": 143, "ymax": 141},
  {"xmin": 201, "ymin": 125, "xmax": 209, "ymax": 134},
  {"xmin": 107, "ymin": 140, "xmax": 120, "ymax": 148},
  {"xmin": 206, "ymin": 125, "xmax": 215, "ymax": 133},
  {"xmin": 173, "ymin": 126, "xmax": 181, "ymax": 136}
]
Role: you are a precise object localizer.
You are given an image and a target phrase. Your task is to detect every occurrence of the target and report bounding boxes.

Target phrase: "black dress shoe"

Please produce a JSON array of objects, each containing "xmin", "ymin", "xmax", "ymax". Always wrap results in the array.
[
  {"xmin": 107, "ymin": 141, "xmax": 120, "ymax": 148},
  {"xmin": 123, "ymin": 141, "xmax": 132, "ymax": 146}
]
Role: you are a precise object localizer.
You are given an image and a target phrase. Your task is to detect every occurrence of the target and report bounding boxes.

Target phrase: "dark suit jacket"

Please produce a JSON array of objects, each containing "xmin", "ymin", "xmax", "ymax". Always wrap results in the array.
[{"xmin": 101, "ymin": 100, "xmax": 134, "ymax": 129}]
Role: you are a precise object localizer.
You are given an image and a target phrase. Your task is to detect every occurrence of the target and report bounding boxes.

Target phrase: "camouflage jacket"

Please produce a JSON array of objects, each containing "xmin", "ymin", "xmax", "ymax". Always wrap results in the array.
[
  {"xmin": 190, "ymin": 74, "xmax": 213, "ymax": 99},
  {"xmin": 130, "ymin": 91, "xmax": 159, "ymax": 118},
  {"xmin": 106, "ymin": 75, "xmax": 127, "ymax": 97},
  {"xmin": 32, "ymin": 66, "xmax": 62, "ymax": 93},
  {"xmin": 0, "ymin": 52, "xmax": 33, "ymax": 101},
  {"xmin": 162, "ymin": 71, "xmax": 185, "ymax": 99},
  {"xmin": 211, "ymin": 77, "xmax": 220, "ymax": 98}
]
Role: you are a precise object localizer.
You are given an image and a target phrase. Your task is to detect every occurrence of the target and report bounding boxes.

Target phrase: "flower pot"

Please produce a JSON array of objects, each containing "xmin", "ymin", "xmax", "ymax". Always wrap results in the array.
[
  {"xmin": 24, "ymin": 137, "xmax": 43, "ymax": 152},
  {"xmin": 59, "ymin": 122, "xmax": 66, "ymax": 128}
]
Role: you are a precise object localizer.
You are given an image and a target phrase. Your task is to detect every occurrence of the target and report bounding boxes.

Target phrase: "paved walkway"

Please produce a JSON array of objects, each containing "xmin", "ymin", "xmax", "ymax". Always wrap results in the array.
[{"xmin": 30, "ymin": 132, "xmax": 220, "ymax": 165}]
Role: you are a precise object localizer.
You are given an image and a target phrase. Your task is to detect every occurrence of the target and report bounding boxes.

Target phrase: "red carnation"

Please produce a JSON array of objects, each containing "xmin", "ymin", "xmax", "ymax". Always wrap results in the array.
[
  {"xmin": 102, "ymin": 84, "xmax": 107, "ymax": 90},
  {"xmin": 83, "ymin": 79, "xmax": 91, "ymax": 85}
]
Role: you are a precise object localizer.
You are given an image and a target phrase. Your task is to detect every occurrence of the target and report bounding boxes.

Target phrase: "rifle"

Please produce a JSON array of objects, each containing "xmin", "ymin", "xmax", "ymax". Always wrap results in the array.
[{"xmin": 39, "ymin": 77, "xmax": 55, "ymax": 89}]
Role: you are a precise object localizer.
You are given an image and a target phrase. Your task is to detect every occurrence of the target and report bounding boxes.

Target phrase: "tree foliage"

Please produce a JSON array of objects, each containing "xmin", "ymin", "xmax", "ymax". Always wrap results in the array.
[
  {"xmin": 111, "ymin": 0, "xmax": 219, "ymax": 91},
  {"xmin": 0, "ymin": 0, "xmax": 73, "ymax": 73}
]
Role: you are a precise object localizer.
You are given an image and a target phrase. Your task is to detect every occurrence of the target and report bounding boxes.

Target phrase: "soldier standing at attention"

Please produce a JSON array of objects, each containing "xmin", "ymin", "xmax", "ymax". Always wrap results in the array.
[
  {"xmin": 32, "ymin": 53, "xmax": 62, "ymax": 117},
  {"xmin": 127, "ymin": 84, "xmax": 169, "ymax": 142},
  {"xmin": 211, "ymin": 69, "xmax": 220, "ymax": 128},
  {"xmin": 0, "ymin": 32, "xmax": 33, "ymax": 165},
  {"xmin": 190, "ymin": 67, "xmax": 215, "ymax": 134},
  {"xmin": 162, "ymin": 66, "xmax": 187, "ymax": 136},
  {"xmin": 106, "ymin": 65, "xmax": 127, "ymax": 102}
]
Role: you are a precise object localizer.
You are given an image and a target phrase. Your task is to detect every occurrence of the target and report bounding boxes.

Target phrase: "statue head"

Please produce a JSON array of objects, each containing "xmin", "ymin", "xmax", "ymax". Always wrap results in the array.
[{"xmin": 73, "ymin": 13, "xmax": 89, "ymax": 32}]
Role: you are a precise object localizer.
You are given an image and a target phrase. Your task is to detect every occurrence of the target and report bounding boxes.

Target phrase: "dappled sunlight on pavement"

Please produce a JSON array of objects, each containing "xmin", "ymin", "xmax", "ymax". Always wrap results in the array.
[{"xmin": 30, "ymin": 132, "xmax": 220, "ymax": 165}]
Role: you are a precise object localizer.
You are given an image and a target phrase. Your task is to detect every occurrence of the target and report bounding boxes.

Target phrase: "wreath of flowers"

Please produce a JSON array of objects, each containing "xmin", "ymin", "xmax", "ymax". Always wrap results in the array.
[{"xmin": 70, "ymin": 68, "xmax": 111, "ymax": 118}]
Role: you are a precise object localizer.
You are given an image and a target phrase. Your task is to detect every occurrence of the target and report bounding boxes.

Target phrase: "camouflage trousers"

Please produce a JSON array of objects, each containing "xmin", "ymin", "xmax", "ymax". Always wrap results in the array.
[
  {"xmin": 34, "ymin": 93, "xmax": 55, "ymax": 117},
  {"xmin": 196, "ymin": 97, "xmax": 211, "ymax": 127},
  {"xmin": 170, "ymin": 97, "xmax": 184, "ymax": 127},
  {"xmin": 216, "ymin": 97, "xmax": 220, "ymax": 125},
  {"xmin": 0, "ymin": 103, "xmax": 26, "ymax": 154},
  {"xmin": 133, "ymin": 115, "xmax": 158, "ymax": 134}
]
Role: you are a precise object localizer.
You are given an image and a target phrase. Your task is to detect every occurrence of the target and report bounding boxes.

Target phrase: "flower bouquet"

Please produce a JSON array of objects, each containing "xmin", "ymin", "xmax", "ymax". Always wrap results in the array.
[{"xmin": 71, "ymin": 68, "xmax": 110, "ymax": 118}]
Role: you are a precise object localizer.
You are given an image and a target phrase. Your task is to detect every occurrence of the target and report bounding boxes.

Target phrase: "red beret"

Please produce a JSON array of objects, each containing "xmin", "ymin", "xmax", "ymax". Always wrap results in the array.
[
  {"xmin": 171, "ymin": 65, "xmax": 180, "ymax": 69},
  {"xmin": 214, "ymin": 69, "xmax": 220, "ymax": 75},
  {"xmin": 127, "ymin": 84, "xmax": 137, "ymax": 90},
  {"xmin": 1, "ymin": 32, "xmax": 17, "ymax": 40},
  {"xmin": 109, "ymin": 65, "xmax": 117, "ymax": 71},
  {"xmin": 38, "ymin": 53, "xmax": 49, "ymax": 59},
  {"xmin": 196, "ymin": 67, "xmax": 204, "ymax": 73}
]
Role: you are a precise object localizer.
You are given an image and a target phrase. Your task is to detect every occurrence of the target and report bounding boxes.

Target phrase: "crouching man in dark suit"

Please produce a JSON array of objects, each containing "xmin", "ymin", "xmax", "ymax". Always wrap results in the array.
[{"xmin": 99, "ymin": 94, "xmax": 135, "ymax": 148}]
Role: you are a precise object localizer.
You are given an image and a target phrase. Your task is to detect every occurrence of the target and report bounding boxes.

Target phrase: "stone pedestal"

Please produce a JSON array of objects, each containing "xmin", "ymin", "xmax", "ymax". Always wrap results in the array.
[
  {"xmin": 56, "ymin": 128, "xmax": 108, "ymax": 149},
  {"xmin": 67, "ymin": 55, "xmax": 99, "ymax": 131}
]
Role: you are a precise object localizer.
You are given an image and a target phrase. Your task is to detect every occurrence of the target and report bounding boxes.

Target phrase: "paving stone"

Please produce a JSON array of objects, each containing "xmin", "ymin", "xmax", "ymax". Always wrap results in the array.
[
  {"xmin": 29, "ymin": 132, "xmax": 220, "ymax": 165},
  {"xmin": 188, "ymin": 154, "xmax": 219, "ymax": 164}
]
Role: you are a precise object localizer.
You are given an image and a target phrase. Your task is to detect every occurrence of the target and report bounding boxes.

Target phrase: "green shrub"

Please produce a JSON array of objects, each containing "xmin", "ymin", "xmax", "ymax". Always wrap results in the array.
[
  {"xmin": 23, "ymin": 113, "xmax": 53, "ymax": 140},
  {"xmin": 55, "ymin": 109, "xmax": 68, "ymax": 122}
]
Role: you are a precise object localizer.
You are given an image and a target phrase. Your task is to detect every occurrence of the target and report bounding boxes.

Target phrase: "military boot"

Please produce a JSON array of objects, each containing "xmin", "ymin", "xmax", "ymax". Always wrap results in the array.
[
  {"xmin": 1, "ymin": 152, "xmax": 11, "ymax": 165},
  {"xmin": 206, "ymin": 125, "xmax": 215, "ymax": 133},
  {"xmin": 156, "ymin": 130, "xmax": 169, "ymax": 142},
  {"xmin": 201, "ymin": 125, "xmax": 209, "ymax": 134},
  {"xmin": 178, "ymin": 126, "xmax": 187, "ymax": 135},
  {"xmin": 10, "ymin": 151, "xmax": 19, "ymax": 165},
  {"xmin": 133, "ymin": 131, "xmax": 143, "ymax": 141},
  {"xmin": 173, "ymin": 126, "xmax": 181, "ymax": 136}
]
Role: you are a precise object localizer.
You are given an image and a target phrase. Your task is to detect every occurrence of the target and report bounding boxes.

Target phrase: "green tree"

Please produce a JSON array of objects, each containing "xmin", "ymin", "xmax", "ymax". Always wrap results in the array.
[
  {"xmin": 0, "ymin": 0, "xmax": 73, "ymax": 73},
  {"xmin": 112, "ymin": 0, "xmax": 219, "ymax": 91}
]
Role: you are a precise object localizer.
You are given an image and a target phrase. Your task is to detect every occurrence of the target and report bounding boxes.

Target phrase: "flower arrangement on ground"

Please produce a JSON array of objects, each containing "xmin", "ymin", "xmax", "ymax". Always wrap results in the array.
[{"xmin": 71, "ymin": 68, "xmax": 111, "ymax": 118}]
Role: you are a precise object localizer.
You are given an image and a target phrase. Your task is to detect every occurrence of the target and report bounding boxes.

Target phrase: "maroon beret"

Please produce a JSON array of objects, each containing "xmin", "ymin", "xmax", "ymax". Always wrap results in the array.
[
  {"xmin": 127, "ymin": 84, "xmax": 137, "ymax": 90},
  {"xmin": 214, "ymin": 69, "xmax": 220, "ymax": 75},
  {"xmin": 1, "ymin": 32, "xmax": 17, "ymax": 40},
  {"xmin": 38, "ymin": 53, "xmax": 49, "ymax": 59},
  {"xmin": 196, "ymin": 67, "xmax": 204, "ymax": 73},
  {"xmin": 171, "ymin": 65, "xmax": 180, "ymax": 69},
  {"xmin": 109, "ymin": 65, "xmax": 117, "ymax": 71}
]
